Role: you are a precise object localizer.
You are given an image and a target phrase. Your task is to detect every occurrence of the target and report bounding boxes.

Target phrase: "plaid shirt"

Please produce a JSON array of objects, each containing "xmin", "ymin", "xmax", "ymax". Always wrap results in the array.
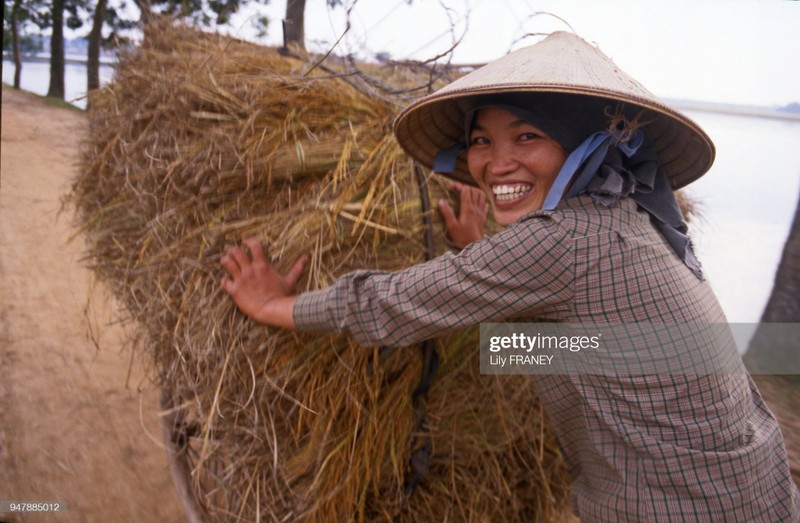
[{"xmin": 295, "ymin": 196, "xmax": 800, "ymax": 522}]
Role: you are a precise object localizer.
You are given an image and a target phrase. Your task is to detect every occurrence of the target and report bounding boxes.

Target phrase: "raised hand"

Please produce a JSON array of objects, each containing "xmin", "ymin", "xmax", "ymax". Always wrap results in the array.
[
  {"xmin": 437, "ymin": 182, "xmax": 489, "ymax": 248},
  {"xmin": 220, "ymin": 237, "xmax": 307, "ymax": 328}
]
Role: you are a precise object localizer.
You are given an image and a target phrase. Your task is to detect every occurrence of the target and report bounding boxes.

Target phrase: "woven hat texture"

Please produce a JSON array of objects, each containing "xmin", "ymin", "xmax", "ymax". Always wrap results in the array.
[{"xmin": 394, "ymin": 31, "xmax": 715, "ymax": 188}]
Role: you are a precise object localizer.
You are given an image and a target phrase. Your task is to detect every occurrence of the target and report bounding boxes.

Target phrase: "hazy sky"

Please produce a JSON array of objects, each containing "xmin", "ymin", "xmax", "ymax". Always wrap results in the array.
[{"xmin": 227, "ymin": 0, "xmax": 800, "ymax": 107}]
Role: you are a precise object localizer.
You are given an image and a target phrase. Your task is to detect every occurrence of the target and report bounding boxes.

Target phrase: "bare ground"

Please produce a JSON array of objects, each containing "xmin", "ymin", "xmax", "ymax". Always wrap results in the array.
[{"xmin": 1, "ymin": 86, "xmax": 185, "ymax": 523}]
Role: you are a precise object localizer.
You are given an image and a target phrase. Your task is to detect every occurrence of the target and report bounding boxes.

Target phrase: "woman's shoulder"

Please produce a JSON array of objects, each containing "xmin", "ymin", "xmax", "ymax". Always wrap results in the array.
[{"xmin": 517, "ymin": 195, "xmax": 646, "ymax": 237}]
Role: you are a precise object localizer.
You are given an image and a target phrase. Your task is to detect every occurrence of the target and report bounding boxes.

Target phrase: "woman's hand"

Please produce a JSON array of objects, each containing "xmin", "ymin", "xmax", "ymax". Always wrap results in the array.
[
  {"xmin": 220, "ymin": 237, "xmax": 307, "ymax": 328},
  {"xmin": 438, "ymin": 182, "xmax": 489, "ymax": 248}
]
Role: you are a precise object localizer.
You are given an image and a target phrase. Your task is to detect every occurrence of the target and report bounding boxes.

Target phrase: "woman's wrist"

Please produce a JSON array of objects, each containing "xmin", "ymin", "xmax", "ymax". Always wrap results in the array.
[{"xmin": 256, "ymin": 295, "xmax": 299, "ymax": 329}]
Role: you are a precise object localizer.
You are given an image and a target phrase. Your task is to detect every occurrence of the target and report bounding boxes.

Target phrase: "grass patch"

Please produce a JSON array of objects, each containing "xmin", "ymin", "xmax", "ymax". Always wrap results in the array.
[{"xmin": 2, "ymin": 82, "xmax": 84, "ymax": 112}]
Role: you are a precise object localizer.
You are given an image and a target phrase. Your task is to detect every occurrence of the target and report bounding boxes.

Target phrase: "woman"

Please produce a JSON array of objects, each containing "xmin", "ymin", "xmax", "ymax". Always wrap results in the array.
[{"xmin": 221, "ymin": 32, "xmax": 799, "ymax": 521}]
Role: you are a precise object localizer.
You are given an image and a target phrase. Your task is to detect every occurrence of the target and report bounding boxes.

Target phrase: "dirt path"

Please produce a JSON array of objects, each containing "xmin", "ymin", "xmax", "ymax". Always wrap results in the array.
[{"xmin": 1, "ymin": 87, "xmax": 185, "ymax": 522}]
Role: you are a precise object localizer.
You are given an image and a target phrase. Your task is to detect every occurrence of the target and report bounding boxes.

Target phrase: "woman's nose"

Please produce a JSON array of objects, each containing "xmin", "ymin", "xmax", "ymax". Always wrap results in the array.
[{"xmin": 487, "ymin": 152, "xmax": 517, "ymax": 176}]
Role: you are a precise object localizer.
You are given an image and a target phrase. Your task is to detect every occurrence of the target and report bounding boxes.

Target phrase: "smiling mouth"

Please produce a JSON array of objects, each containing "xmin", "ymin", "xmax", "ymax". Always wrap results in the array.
[{"xmin": 492, "ymin": 183, "xmax": 532, "ymax": 202}]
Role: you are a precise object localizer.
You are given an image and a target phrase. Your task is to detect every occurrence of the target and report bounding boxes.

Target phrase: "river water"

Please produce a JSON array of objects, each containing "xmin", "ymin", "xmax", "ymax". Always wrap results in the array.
[
  {"xmin": 2, "ymin": 58, "xmax": 115, "ymax": 109},
  {"xmin": 681, "ymin": 110, "xmax": 800, "ymax": 322},
  {"xmin": 4, "ymin": 58, "xmax": 800, "ymax": 323}
]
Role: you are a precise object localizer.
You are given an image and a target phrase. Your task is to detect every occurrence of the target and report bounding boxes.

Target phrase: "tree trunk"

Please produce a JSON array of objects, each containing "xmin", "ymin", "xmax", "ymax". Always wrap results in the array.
[
  {"xmin": 87, "ymin": 0, "xmax": 107, "ymax": 96},
  {"xmin": 137, "ymin": 0, "xmax": 152, "ymax": 24},
  {"xmin": 758, "ymin": 191, "xmax": 800, "ymax": 322},
  {"xmin": 745, "ymin": 188, "xmax": 800, "ymax": 373},
  {"xmin": 283, "ymin": 0, "xmax": 306, "ymax": 52},
  {"xmin": 47, "ymin": 0, "xmax": 66, "ymax": 100},
  {"xmin": 11, "ymin": 0, "xmax": 23, "ymax": 89}
]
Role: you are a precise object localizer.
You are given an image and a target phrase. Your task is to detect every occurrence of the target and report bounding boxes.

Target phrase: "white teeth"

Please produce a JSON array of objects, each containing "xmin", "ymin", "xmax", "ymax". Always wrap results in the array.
[{"xmin": 492, "ymin": 184, "xmax": 532, "ymax": 201}]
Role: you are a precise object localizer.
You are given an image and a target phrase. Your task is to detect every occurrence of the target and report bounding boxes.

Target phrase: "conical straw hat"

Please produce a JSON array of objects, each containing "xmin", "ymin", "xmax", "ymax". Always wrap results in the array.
[{"xmin": 394, "ymin": 31, "xmax": 715, "ymax": 189}]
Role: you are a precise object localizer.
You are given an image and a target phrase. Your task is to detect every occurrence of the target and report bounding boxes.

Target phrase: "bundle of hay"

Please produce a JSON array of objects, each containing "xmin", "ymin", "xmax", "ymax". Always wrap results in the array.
[{"xmin": 71, "ymin": 20, "xmax": 571, "ymax": 522}]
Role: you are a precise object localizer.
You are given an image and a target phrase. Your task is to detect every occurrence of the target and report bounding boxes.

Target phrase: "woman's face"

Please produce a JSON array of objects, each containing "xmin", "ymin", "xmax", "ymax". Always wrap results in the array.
[{"xmin": 466, "ymin": 107, "xmax": 567, "ymax": 226}]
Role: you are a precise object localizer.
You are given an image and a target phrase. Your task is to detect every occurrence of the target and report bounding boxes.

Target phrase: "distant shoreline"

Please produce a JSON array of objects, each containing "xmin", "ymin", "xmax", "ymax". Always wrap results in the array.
[
  {"xmin": 667, "ymin": 98, "xmax": 800, "ymax": 122},
  {"xmin": 2, "ymin": 54, "xmax": 116, "ymax": 67}
]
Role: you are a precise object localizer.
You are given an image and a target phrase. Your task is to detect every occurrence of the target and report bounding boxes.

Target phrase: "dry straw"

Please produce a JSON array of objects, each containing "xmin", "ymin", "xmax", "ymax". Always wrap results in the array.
[{"xmin": 70, "ymin": 20, "xmax": 572, "ymax": 523}]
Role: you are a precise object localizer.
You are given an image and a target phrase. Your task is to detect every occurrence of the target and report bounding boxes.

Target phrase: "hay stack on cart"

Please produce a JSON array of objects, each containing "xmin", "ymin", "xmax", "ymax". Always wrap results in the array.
[{"xmin": 71, "ymin": 20, "xmax": 572, "ymax": 522}]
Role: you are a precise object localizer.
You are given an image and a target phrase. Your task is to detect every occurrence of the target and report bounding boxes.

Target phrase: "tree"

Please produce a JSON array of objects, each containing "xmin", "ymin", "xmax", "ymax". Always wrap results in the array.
[
  {"xmin": 86, "ymin": 0, "xmax": 107, "ymax": 92},
  {"xmin": 4, "ymin": 0, "xmax": 49, "ymax": 89},
  {"xmin": 47, "ymin": 0, "xmax": 65, "ymax": 99},
  {"xmin": 133, "ymin": 0, "xmax": 151, "ymax": 23},
  {"xmin": 131, "ymin": 0, "xmax": 269, "ymax": 27},
  {"xmin": 758, "ymin": 192, "xmax": 800, "ymax": 322},
  {"xmin": 10, "ymin": 0, "xmax": 23, "ymax": 88},
  {"xmin": 46, "ymin": 0, "xmax": 87, "ymax": 100},
  {"xmin": 744, "ymin": 188, "xmax": 800, "ymax": 376},
  {"xmin": 85, "ymin": 0, "xmax": 137, "ymax": 99},
  {"xmin": 282, "ymin": 0, "xmax": 345, "ymax": 52},
  {"xmin": 283, "ymin": 0, "xmax": 305, "ymax": 51}
]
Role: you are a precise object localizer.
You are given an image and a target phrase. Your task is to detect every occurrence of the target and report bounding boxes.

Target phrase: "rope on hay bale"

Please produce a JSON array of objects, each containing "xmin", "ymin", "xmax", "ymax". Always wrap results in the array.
[{"xmin": 70, "ymin": 19, "xmax": 572, "ymax": 522}]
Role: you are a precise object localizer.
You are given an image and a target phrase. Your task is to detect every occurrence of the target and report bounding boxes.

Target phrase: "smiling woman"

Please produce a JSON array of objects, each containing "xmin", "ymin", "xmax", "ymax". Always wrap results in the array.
[
  {"xmin": 222, "ymin": 30, "xmax": 800, "ymax": 521},
  {"xmin": 465, "ymin": 106, "xmax": 567, "ymax": 225}
]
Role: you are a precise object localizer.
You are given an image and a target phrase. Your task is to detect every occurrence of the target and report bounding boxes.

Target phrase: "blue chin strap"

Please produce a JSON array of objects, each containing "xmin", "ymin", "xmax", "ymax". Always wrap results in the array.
[
  {"xmin": 432, "ymin": 142, "xmax": 466, "ymax": 174},
  {"xmin": 541, "ymin": 129, "xmax": 644, "ymax": 211}
]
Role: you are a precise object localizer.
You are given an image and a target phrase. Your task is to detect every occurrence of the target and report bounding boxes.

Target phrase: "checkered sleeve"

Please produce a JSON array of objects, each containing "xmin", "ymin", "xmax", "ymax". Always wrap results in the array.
[{"xmin": 293, "ymin": 213, "xmax": 575, "ymax": 347}]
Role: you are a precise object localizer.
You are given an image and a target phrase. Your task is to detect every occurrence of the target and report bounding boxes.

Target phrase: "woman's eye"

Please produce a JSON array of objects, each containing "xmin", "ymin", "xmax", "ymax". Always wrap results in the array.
[
  {"xmin": 518, "ymin": 132, "xmax": 541, "ymax": 142},
  {"xmin": 470, "ymin": 136, "xmax": 489, "ymax": 146}
]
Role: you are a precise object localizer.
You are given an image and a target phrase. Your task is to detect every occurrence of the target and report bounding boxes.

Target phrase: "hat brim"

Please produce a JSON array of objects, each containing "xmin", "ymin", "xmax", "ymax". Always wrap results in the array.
[
  {"xmin": 393, "ymin": 32, "xmax": 715, "ymax": 190},
  {"xmin": 394, "ymin": 84, "xmax": 715, "ymax": 190}
]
